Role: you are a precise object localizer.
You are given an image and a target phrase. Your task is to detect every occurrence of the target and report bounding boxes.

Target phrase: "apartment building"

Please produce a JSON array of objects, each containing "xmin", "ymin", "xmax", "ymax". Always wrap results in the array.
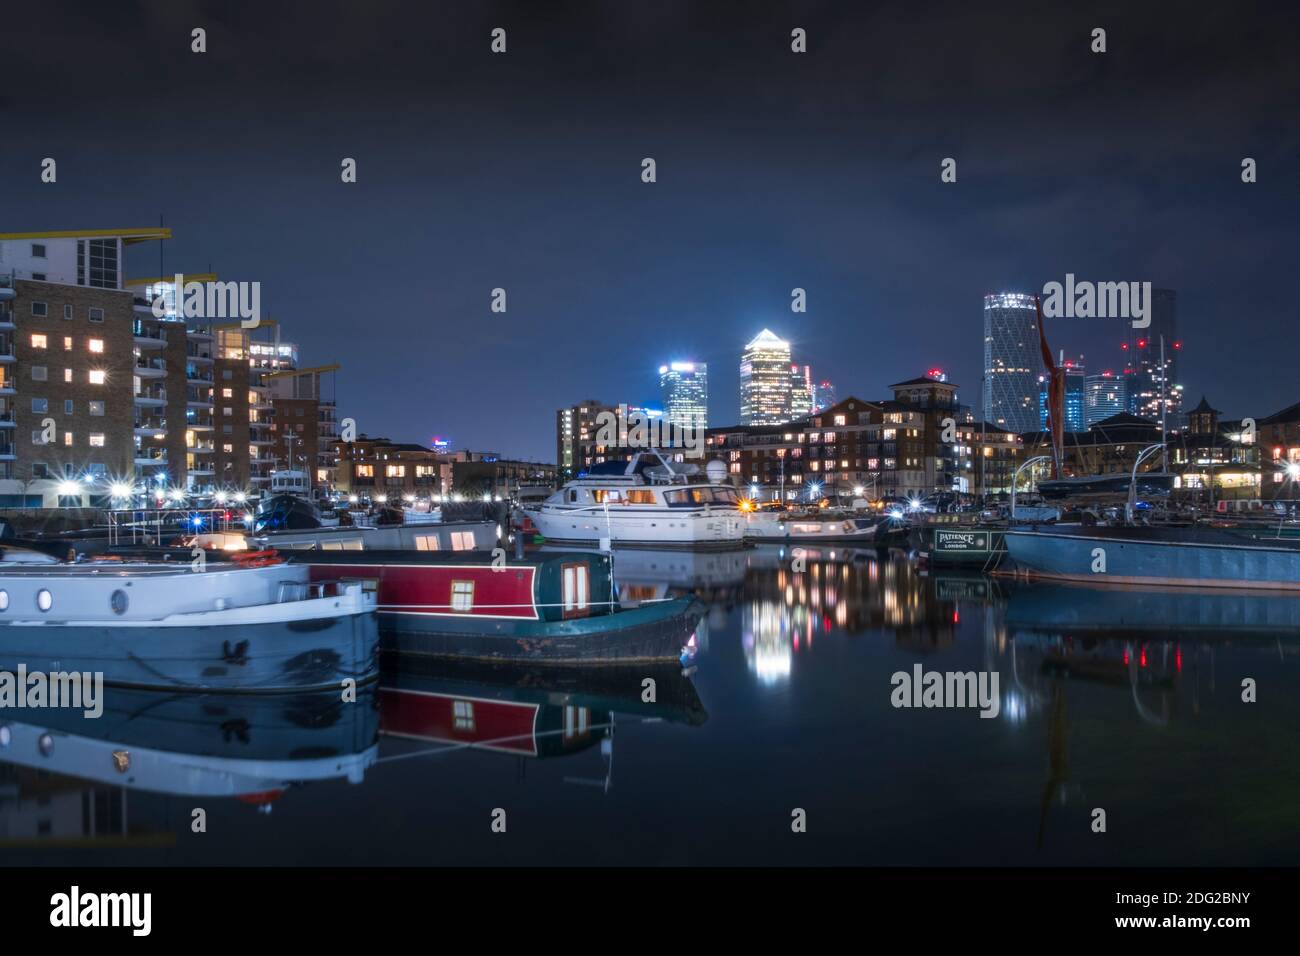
[
  {"xmin": 0, "ymin": 227, "xmax": 203, "ymax": 506},
  {"xmin": 334, "ymin": 435, "xmax": 446, "ymax": 500},
  {"xmin": 705, "ymin": 377, "xmax": 972, "ymax": 502},
  {"xmin": 267, "ymin": 363, "xmax": 340, "ymax": 492}
]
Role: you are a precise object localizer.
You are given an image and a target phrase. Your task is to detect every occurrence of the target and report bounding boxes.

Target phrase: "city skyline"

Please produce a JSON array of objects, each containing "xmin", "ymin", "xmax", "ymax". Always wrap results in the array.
[{"xmin": 3, "ymin": 4, "xmax": 1296, "ymax": 463}]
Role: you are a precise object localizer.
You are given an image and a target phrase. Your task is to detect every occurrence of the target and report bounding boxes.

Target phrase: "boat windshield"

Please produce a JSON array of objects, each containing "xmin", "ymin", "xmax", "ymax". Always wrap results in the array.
[{"xmin": 664, "ymin": 487, "xmax": 740, "ymax": 507}]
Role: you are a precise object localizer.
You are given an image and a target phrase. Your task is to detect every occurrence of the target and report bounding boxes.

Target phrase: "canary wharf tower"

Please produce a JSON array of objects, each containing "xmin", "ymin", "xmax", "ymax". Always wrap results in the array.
[
  {"xmin": 982, "ymin": 293, "xmax": 1042, "ymax": 433},
  {"xmin": 739, "ymin": 329, "xmax": 793, "ymax": 425}
]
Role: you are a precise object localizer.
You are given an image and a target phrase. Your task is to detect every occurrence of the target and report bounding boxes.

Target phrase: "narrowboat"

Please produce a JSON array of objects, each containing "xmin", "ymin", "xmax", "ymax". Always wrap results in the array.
[
  {"xmin": 303, "ymin": 550, "xmax": 704, "ymax": 665},
  {"xmin": 1002, "ymin": 524, "xmax": 1300, "ymax": 590},
  {"xmin": 0, "ymin": 548, "xmax": 379, "ymax": 692}
]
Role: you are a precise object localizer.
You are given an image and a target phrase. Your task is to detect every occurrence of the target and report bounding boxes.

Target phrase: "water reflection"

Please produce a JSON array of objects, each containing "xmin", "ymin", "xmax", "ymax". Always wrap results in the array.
[{"xmin": 3, "ymin": 546, "xmax": 1297, "ymax": 864}]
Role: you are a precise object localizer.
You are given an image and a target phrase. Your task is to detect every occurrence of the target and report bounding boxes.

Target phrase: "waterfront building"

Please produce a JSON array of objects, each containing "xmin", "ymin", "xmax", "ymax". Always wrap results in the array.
[
  {"xmin": 706, "ymin": 373, "xmax": 971, "ymax": 501},
  {"xmin": 0, "ymin": 227, "xmax": 212, "ymax": 506},
  {"xmin": 1083, "ymin": 371, "xmax": 1127, "ymax": 428},
  {"xmin": 739, "ymin": 329, "xmax": 793, "ymax": 425},
  {"xmin": 334, "ymin": 435, "xmax": 446, "ymax": 500},
  {"xmin": 267, "ymin": 363, "xmax": 340, "ymax": 491},
  {"xmin": 1169, "ymin": 396, "xmax": 1260, "ymax": 503},
  {"xmin": 1258, "ymin": 399, "xmax": 1300, "ymax": 503},
  {"xmin": 983, "ymin": 293, "xmax": 1042, "ymax": 433},
  {"xmin": 555, "ymin": 399, "xmax": 617, "ymax": 481},
  {"xmin": 960, "ymin": 421, "xmax": 1022, "ymax": 497},
  {"xmin": 659, "ymin": 361, "xmax": 708, "ymax": 431}
]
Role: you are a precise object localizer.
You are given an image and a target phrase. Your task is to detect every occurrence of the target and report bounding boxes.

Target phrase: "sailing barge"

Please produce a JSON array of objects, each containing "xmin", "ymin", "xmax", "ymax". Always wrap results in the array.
[{"xmin": 303, "ymin": 550, "xmax": 703, "ymax": 665}]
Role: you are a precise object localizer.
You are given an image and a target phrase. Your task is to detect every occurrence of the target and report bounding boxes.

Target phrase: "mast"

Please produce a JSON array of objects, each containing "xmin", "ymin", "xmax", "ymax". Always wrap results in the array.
[{"xmin": 1159, "ymin": 335, "xmax": 1168, "ymax": 472}]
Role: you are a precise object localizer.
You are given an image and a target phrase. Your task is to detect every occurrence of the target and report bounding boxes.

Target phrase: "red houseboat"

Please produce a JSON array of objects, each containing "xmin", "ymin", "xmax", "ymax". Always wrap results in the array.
[{"xmin": 302, "ymin": 550, "xmax": 702, "ymax": 665}]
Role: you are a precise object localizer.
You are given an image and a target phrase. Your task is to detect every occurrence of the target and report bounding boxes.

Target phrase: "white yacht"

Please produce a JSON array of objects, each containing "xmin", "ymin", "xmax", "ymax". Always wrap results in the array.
[{"xmin": 526, "ymin": 452, "xmax": 746, "ymax": 550}]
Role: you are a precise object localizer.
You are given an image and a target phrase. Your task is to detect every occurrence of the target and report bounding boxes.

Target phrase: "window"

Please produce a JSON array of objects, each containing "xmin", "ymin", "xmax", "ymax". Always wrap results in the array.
[
  {"xmin": 88, "ymin": 339, "xmax": 103, "ymax": 353},
  {"xmin": 451, "ymin": 531, "xmax": 476, "ymax": 551},
  {"xmin": 562, "ymin": 563, "xmax": 591, "ymax": 618},
  {"xmin": 31, "ymin": 366, "xmax": 47, "ymax": 381},
  {"xmin": 31, "ymin": 243, "xmax": 46, "ymax": 258},
  {"xmin": 63, "ymin": 369, "xmax": 72, "ymax": 383},
  {"xmin": 386, "ymin": 464, "xmax": 405, "ymax": 478},
  {"xmin": 30, "ymin": 334, "xmax": 47, "ymax": 349},
  {"xmin": 222, "ymin": 443, "xmax": 233, "ymax": 453},
  {"xmin": 223, "ymin": 406, "xmax": 232, "ymax": 416},
  {"xmin": 356, "ymin": 464, "xmax": 374, "ymax": 478},
  {"xmin": 222, "ymin": 370, "xmax": 232, "ymax": 380},
  {"xmin": 32, "ymin": 464, "xmax": 49, "ymax": 479},
  {"xmin": 32, "ymin": 273, "xmax": 46, "ymax": 282},
  {"xmin": 88, "ymin": 370, "xmax": 106, "ymax": 385},
  {"xmin": 63, "ymin": 432, "xmax": 73, "ymax": 446},
  {"xmin": 31, "ymin": 302, "xmax": 47, "ymax": 317},
  {"xmin": 63, "ymin": 336, "xmax": 72, "ymax": 350},
  {"xmin": 452, "ymin": 700, "xmax": 475, "ymax": 731},
  {"xmin": 626, "ymin": 490, "xmax": 657, "ymax": 504},
  {"xmin": 89, "ymin": 433, "xmax": 105, "ymax": 447},
  {"xmin": 450, "ymin": 580, "xmax": 474, "ymax": 612},
  {"xmin": 87, "ymin": 237, "xmax": 118, "ymax": 289},
  {"xmin": 88, "ymin": 307, "xmax": 103, "ymax": 322},
  {"xmin": 89, "ymin": 401, "xmax": 104, "ymax": 416},
  {"xmin": 414, "ymin": 534, "xmax": 441, "ymax": 552},
  {"xmin": 31, "ymin": 430, "xmax": 45, "ymax": 444},
  {"xmin": 31, "ymin": 399, "xmax": 47, "ymax": 413},
  {"xmin": 222, "ymin": 425, "xmax": 232, "ymax": 434},
  {"xmin": 63, "ymin": 400, "xmax": 72, "ymax": 414},
  {"xmin": 222, "ymin": 388, "xmax": 233, "ymax": 398},
  {"xmin": 63, "ymin": 304, "xmax": 73, "ymax": 320}
]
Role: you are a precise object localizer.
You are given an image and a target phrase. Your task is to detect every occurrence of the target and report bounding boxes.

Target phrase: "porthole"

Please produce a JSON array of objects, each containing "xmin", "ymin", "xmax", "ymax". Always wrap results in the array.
[
  {"xmin": 110, "ymin": 589, "xmax": 129, "ymax": 615},
  {"xmin": 36, "ymin": 589, "xmax": 52, "ymax": 612},
  {"xmin": 0, "ymin": 590, "xmax": 8, "ymax": 611}
]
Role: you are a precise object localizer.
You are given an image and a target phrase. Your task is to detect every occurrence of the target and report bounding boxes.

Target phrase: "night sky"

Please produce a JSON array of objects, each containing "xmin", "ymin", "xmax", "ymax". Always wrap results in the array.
[{"xmin": 3, "ymin": 1, "xmax": 1297, "ymax": 460}]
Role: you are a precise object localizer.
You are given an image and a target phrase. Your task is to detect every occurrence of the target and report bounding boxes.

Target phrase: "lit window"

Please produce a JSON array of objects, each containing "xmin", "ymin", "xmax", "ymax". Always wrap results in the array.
[
  {"xmin": 89, "ymin": 433, "xmax": 105, "ymax": 447},
  {"xmin": 63, "ymin": 432, "xmax": 73, "ymax": 446},
  {"xmin": 88, "ymin": 370, "xmax": 106, "ymax": 385},
  {"xmin": 89, "ymin": 401, "xmax": 104, "ymax": 416},
  {"xmin": 451, "ymin": 531, "xmax": 476, "ymax": 551},
  {"xmin": 453, "ymin": 700, "xmax": 475, "ymax": 731},
  {"xmin": 450, "ymin": 580, "xmax": 474, "ymax": 611},
  {"xmin": 222, "ymin": 388, "xmax": 233, "ymax": 398},
  {"xmin": 88, "ymin": 339, "xmax": 104, "ymax": 353},
  {"xmin": 30, "ymin": 334, "xmax": 47, "ymax": 349},
  {"xmin": 64, "ymin": 368, "xmax": 72, "ymax": 382},
  {"xmin": 63, "ymin": 337, "xmax": 72, "ymax": 350}
]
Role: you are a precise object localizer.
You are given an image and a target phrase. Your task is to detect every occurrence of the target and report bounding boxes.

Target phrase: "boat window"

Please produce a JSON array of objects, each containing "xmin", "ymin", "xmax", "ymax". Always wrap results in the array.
[
  {"xmin": 664, "ymin": 489, "xmax": 695, "ymax": 507},
  {"xmin": 450, "ymin": 580, "xmax": 474, "ymax": 612},
  {"xmin": 415, "ymin": 534, "xmax": 441, "ymax": 551},
  {"xmin": 110, "ymin": 589, "xmax": 128, "ymax": 615},
  {"xmin": 710, "ymin": 487, "xmax": 740, "ymax": 505},
  {"xmin": 36, "ymin": 589, "xmax": 53, "ymax": 612},
  {"xmin": 562, "ymin": 563, "xmax": 590, "ymax": 617},
  {"xmin": 626, "ymin": 490, "xmax": 657, "ymax": 504},
  {"xmin": 0, "ymin": 590, "xmax": 7, "ymax": 611},
  {"xmin": 592, "ymin": 489, "xmax": 622, "ymax": 504},
  {"xmin": 567, "ymin": 489, "xmax": 578, "ymax": 503},
  {"xmin": 451, "ymin": 531, "xmax": 476, "ymax": 551}
]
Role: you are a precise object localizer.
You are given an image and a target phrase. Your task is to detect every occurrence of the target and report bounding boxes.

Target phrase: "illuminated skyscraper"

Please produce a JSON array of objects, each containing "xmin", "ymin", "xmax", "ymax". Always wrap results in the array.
[
  {"xmin": 789, "ymin": 364, "xmax": 813, "ymax": 419},
  {"xmin": 1038, "ymin": 355, "xmax": 1086, "ymax": 432},
  {"xmin": 739, "ymin": 329, "xmax": 793, "ymax": 425},
  {"xmin": 983, "ymin": 293, "xmax": 1042, "ymax": 433},
  {"xmin": 1122, "ymin": 288, "xmax": 1183, "ymax": 425},
  {"xmin": 814, "ymin": 380, "xmax": 836, "ymax": 412},
  {"xmin": 659, "ymin": 361, "xmax": 708, "ymax": 430},
  {"xmin": 1084, "ymin": 371, "xmax": 1127, "ymax": 427}
]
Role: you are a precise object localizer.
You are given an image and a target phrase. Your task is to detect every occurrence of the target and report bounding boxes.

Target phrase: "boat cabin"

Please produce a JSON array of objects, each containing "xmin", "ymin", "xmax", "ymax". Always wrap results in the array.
[{"xmin": 305, "ymin": 550, "xmax": 615, "ymax": 623}]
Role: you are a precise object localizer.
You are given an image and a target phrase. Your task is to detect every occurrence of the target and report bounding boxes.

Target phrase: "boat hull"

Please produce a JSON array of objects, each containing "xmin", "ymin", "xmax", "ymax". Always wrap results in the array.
[
  {"xmin": 0, "ymin": 611, "xmax": 379, "ymax": 692},
  {"xmin": 377, "ymin": 597, "xmax": 703, "ymax": 665},
  {"xmin": 526, "ymin": 507, "xmax": 745, "ymax": 550},
  {"xmin": 1003, "ymin": 527, "xmax": 1300, "ymax": 590}
]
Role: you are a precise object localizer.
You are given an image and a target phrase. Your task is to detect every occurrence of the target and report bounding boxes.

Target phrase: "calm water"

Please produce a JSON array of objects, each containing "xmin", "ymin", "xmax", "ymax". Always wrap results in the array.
[{"xmin": 3, "ymin": 545, "xmax": 1299, "ymax": 866}]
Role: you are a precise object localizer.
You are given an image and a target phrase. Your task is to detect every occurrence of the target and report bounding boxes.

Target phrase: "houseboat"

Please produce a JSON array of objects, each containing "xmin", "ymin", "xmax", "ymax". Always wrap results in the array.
[
  {"xmin": 525, "ymin": 452, "xmax": 746, "ymax": 549},
  {"xmin": 303, "ymin": 549, "xmax": 704, "ymax": 664},
  {"xmin": 1002, "ymin": 524, "xmax": 1300, "ymax": 591},
  {"xmin": 0, "ymin": 549, "xmax": 379, "ymax": 692}
]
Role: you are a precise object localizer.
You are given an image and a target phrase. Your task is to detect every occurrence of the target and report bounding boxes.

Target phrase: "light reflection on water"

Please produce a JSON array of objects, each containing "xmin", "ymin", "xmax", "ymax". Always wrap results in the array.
[{"xmin": 2, "ymin": 544, "xmax": 1298, "ymax": 866}]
